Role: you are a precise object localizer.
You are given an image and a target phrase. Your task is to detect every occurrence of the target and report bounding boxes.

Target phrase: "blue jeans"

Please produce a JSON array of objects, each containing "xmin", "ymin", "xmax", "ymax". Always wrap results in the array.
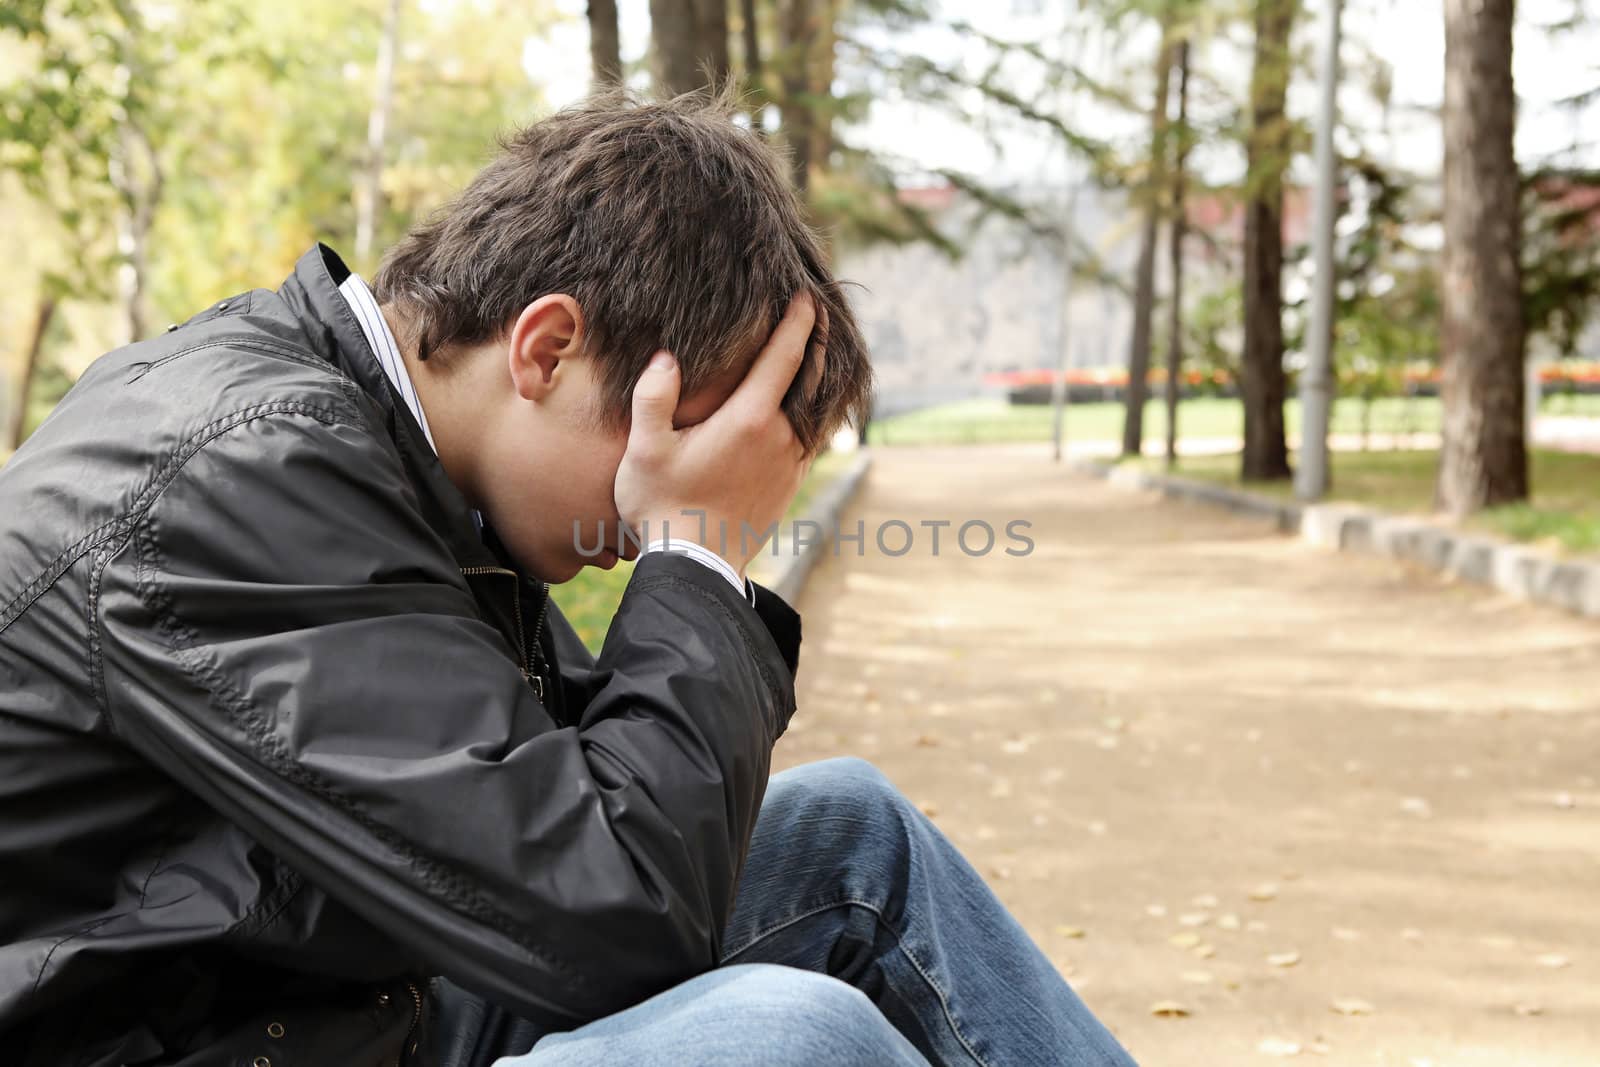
[{"xmin": 431, "ymin": 757, "xmax": 1136, "ymax": 1066}]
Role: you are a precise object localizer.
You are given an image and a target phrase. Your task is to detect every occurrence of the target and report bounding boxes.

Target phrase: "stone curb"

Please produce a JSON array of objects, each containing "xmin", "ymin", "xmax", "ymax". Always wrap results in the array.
[
  {"xmin": 1074, "ymin": 458, "xmax": 1600, "ymax": 621},
  {"xmin": 754, "ymin": 449, "xmax": 874, "ymax": 605}
]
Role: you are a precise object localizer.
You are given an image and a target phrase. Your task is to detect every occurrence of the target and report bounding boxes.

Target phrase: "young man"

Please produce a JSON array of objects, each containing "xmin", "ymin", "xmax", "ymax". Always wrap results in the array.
[{"xmin": 0, "ymin": 95, "xmax": 1135, "ymax": 1066}]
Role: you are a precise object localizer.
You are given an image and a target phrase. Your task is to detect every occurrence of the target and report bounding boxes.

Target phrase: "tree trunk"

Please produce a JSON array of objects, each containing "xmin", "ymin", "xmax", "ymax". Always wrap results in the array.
[
  {"xmin": 113, "ymin": 121, "xmax": 162, "ymax": 346},
  {"xmin": 740, "ymin": 0, "xmax": 762, "ymax": 90},
  {"xmin": 1164, "ymin": 39, "xmax": 1191, "ymax": 469},
  {"xmin": 1120, "ymin": 18, "xmax": 1175, "ymax": 459},
  {"xmin": 651, "ymin": 0, "xmax": 703, "ymax": 96},
  {"xmin": 1437, "ymin": 0, "xmax": 1526, "ymax": 514},
  {"xmin": 588, "ymin": 0, "xmax": 622, "ymax": 89},
  {"xmin": 693, "ymin": 0, "xmax": 730, "ymax": 88},
  {"xmin": 11, "ymin": 296, "xmax": 58, "ymax": 450},
  {"xmin": 355, "ymin": 0, "xmax": 402, "ymax": 267},
  {"xmin": 1240, "ymin": 0, "xmax": 1295, "ymax": 481},
  {"xmin": 778, "ymin": 0, "xmax": 822, "ymax": 194},
  {"xmin": 108, "ymin": 12, "xmax": 160, "ymax": 345}
]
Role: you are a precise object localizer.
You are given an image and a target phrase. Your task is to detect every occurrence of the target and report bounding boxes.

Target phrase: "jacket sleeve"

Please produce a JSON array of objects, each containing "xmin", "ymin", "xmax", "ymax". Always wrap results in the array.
[{"xmin": 94, "ymin": 403, "xmax": 797, "ymax": 1029}]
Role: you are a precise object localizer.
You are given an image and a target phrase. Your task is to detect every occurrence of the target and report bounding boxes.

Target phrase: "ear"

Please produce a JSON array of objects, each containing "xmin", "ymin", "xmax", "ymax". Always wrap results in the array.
[{"xmin": 507, "ymin": 294, "xmax": 584, "ymax": 402}]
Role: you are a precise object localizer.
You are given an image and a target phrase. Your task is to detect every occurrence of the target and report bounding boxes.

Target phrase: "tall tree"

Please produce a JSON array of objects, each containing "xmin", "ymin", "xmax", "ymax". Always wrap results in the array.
[
  {"xmin": 104, "ymin": 4, "xmax": 164, "ymax": 345},
  {"xmin": 1163, "ymin": 36, "xmax": 1191, "ymax": 469},
  {"xmin": 11, "ymin": 296, "xmax": 58, "ymax": 450},
  {"xmin": 651, "ymin": 0, "xmax": 706, "ymax": 96},
  {"xmin": 1239, "ymin": 0, "xmax": 1295, "ymax": 481},
  {"xmin": 355, "ymin": 0, "xmax": 402, "ymax": 267},
  {"xmin": 778, "ymin": 0, "xmax": 826, "ymax": 195},
  {"xmin": 694, "ymin": 0, "xmax": 731, "ymax": 87},
  {"xmin": 589, "ymin": 0, "xmax": 622, "ymax": 89},
  {"xmin": 739, "ymin": 0, "xmax": 763, "ymax": 95},
  {"xmin": 1120, "ymin": 13, "xmax": 1175, "ymax": 459},
  {"xmin": 1437, "ymin": 0, "xmax": 1526, "ymax": 513}
]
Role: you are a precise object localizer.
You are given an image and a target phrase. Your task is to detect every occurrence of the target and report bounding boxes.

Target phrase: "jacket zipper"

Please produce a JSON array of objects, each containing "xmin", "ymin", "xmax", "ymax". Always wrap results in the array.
[
  {"xmin": 459, "ymin": 565, "xmax": 549, "ymax": 700},
  {"xmin": 396, "ymin": 980, "xmax": 423, "ymax": 1066}
]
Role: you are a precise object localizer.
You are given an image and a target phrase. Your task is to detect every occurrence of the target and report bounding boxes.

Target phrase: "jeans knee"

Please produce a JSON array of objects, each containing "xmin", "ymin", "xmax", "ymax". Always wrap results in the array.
[
  {"xmin": 773, "ymin": 755, "xmax": 905, "ymax": 815},
  {"xmin": 714, "ymin": 965, "xmax": 913, "ymax": 1063}
]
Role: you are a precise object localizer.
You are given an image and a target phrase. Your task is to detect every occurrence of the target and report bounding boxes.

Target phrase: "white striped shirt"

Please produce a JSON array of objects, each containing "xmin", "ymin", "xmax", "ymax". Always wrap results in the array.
[{"xmin": 336, "ymin": 273, "xmax": 753, "ymax": 603}]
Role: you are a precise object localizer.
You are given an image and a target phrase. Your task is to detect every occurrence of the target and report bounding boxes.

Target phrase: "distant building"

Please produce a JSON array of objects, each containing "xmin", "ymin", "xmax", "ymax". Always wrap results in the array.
[{"xmin": 839, "ymin": 181, "xmax": 1314, "ymax": 417}]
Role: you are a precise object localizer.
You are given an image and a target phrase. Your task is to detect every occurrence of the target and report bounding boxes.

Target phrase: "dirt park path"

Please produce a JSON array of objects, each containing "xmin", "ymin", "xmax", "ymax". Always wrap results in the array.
[{"xmin": 770, "ymin": 444, "xmax": 1600, "ymax": 1067}]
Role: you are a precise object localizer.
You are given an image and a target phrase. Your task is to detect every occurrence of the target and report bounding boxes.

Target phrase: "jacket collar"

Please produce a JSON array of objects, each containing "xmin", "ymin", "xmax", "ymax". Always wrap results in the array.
[{"xmin": 277, "ymin": 243, "xmax": 504, "ymax": 571}]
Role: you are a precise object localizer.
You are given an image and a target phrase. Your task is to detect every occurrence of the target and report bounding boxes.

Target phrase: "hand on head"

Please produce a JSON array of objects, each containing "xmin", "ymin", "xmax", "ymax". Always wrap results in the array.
[{"xmin": 614, "ymin": 292, "xmax": 822, "ymax": 577}]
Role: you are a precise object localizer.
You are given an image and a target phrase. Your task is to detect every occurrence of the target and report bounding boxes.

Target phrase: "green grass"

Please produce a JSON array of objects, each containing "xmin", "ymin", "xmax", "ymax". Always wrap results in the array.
[
  {"xmin": 1151, "ymin": 448, "xmax": 1600, "ymax": 556},
  {"xmin": 866, "ymin": 393, "xmax": 1600, "ymax": 448},
  {"xmin": 550, "ymin": 449, "xmax": 856, "ymax": 653}
]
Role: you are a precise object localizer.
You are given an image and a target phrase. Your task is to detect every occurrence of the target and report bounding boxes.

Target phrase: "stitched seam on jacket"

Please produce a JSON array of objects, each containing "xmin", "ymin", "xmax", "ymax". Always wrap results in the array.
[
  {"xmin": 0, "ymin": 396, "xmax": 353, "ymax": 637},
  {"xmin": 30, "ymin": 915, "xmax": 119, "ymax": 998},
  {"xmin": 124, "ymin": 329, "xmax": 323, "ymax": 383},
  {"xmin": 125, "ymin": 415, "xmax": 590, "ymax": 987},
  {"xmin": 86, "ymin": 545, "xmax": 114, "ymax": 733}
]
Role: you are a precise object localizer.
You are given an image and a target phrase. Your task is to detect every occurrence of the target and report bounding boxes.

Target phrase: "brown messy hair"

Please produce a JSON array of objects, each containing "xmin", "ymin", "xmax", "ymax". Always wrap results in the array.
[{"xmin": 373, "ymin": 88, "xmax": 872, "ymax": 455}]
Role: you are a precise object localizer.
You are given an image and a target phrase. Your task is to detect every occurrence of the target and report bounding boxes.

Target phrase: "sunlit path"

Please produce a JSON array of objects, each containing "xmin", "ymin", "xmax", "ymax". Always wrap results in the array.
[{"xmin": 775, "ymin": 444, "xmax": 1600, "ymax": 1066}]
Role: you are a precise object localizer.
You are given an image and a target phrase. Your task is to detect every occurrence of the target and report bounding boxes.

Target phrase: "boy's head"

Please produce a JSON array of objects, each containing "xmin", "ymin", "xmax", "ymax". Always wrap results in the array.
[{"xmin": 372, "ymin": 90, "xmax": 872, "ymax": 581}]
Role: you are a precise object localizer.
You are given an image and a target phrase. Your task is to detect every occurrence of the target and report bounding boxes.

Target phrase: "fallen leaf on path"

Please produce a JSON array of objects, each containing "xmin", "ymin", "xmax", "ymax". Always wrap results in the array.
[
  {"xmin": 1330, "ymin": 998, "xmax": 1374, "ymax": 1016},
  {"xmin": 1169, "ymin": 932, "xmax": 1202, "ymax": 949},
  {"xmin": 918, "ymin": 802, "xmax": 940, "ymax": 818},
  {"xmin": 914, "ymin": 734, "xmax": 941, "ymax": 747},
  {"xmin": 1249, "ymin": 883, "xmax": 1280, "ymax": 902},
  {"xmin": 1399, "ymin": 796, "xmax": 1432, "ymax": 818},
  {"xmin": 1267, "ymin": 951, "xmax": 1302, "ymax": 968},
  {"xmin": 1512, "ymin": 1002, "xmax": 1544, "ymax": 1017},
  {"xmin": 1217, "ymin": 913, "xmax": 1242, "ymax": 931},
  {"xmin": 1193, "ymin": 943, "xmax": 1217, "ymax": 959},
  {"xmin": 1149, "ymin": 1001, "xmax": 1190, "ymax": 1018},
  {"xmin": 1257, "ymin": 1037, "xmax": 1301, "ymax": 1057},
  {"xmin": 1055, "ymin": 925, "xmax": 1086, "ymax": 939}
]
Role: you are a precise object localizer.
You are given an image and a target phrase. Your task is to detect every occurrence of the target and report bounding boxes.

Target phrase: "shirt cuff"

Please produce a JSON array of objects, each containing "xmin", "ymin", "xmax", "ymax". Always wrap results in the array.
[{"xmin": 643, "ymin": 538, "xmax": 755, "ymax": 606}]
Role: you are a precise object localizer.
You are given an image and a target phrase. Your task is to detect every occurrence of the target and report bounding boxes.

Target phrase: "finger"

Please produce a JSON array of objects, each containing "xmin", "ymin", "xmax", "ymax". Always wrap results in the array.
[
  {"xmin": 629, "ymin": 350, "xmax": 681, "ymax": 446},
  {"xmin": 730, "ymin": 291, "xmax": 815, "ymax": 417}
]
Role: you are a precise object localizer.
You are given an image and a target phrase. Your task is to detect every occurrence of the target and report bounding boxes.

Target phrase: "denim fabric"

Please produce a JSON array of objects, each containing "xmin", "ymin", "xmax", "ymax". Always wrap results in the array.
[{"xmin": 433, "ymin": 756, "xmax": 1137, "ymax": 1067}]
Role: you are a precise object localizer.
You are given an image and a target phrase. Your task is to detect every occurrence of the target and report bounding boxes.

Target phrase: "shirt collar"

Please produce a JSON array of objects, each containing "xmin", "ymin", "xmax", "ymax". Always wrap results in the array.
[
  {"xmin": 334, "ymin": 265, "xmax": 483, "ymax": 535},
  {"xmin": 336, "ymin": 272, "xmax": 440, "ymax": 454}
]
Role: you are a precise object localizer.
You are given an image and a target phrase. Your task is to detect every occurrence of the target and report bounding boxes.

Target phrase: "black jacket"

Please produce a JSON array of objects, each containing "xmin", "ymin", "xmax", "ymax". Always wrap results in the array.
[{"xmin": 0, "ymin": 245, "xmax": 802, "ymax": 1066}]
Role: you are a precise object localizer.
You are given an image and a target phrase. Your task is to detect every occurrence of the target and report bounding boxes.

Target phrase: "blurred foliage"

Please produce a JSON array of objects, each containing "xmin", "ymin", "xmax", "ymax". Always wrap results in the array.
[{"xmin": 2, "ymin": 0, "xmax": 550, "ymax": 442}]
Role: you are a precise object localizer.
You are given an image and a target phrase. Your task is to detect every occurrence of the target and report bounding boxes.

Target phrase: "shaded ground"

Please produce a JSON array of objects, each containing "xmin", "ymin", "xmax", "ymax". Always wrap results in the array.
[{"xmin": 772, "ymin": 444, "xmax": 1600, "ymax": 1067}]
